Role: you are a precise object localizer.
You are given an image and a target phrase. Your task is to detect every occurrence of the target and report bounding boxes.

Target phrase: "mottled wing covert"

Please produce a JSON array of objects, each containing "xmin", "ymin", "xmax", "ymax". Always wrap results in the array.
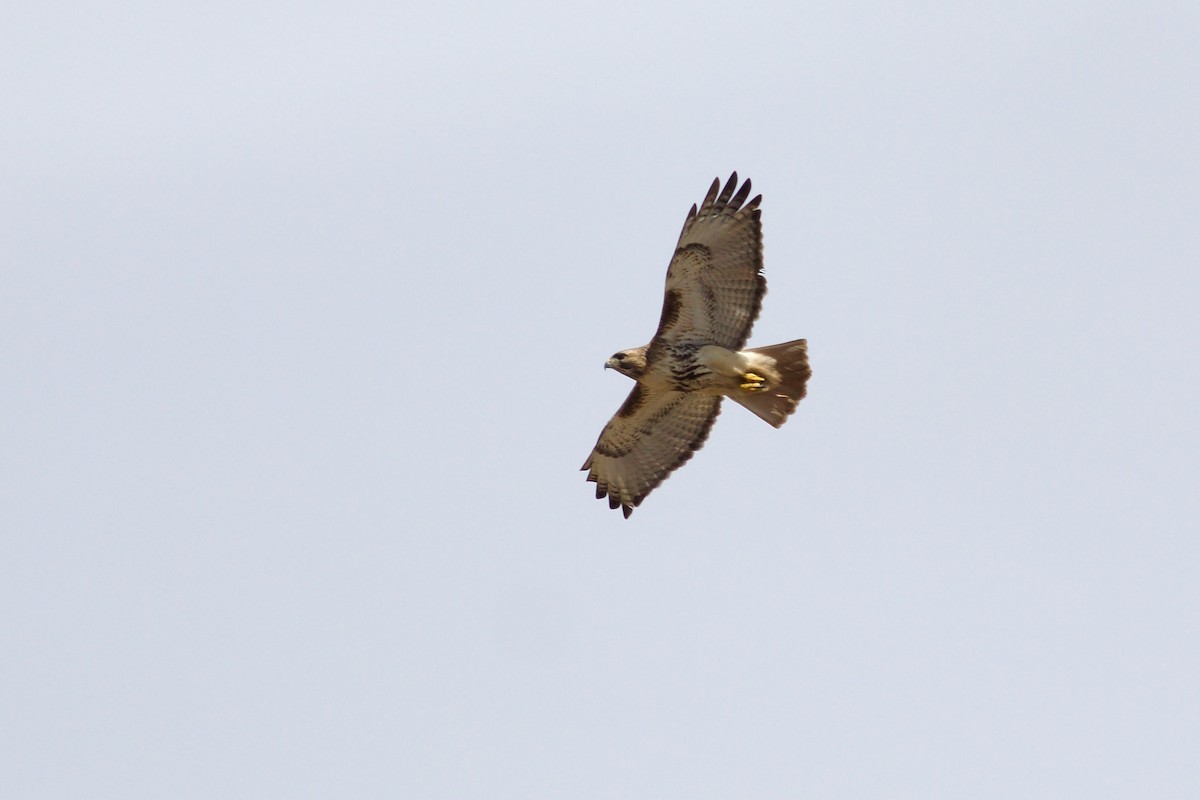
[
  {"xmin": 582, "ymin": 387, "xmax": 723, "ymax": 518},
  {"xmin": 648, "ymin": 173, "xmax": 765, "ymax": 357}
]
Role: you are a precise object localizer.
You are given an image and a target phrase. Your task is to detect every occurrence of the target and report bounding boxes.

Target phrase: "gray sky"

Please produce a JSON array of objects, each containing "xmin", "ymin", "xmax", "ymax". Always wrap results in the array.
[{"xmin": 3, "ymin": 1, "xmax": 1198, "ymax": 797}]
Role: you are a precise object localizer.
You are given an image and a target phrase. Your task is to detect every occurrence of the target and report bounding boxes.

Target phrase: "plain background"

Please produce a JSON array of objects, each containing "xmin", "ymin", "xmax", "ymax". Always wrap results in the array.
[{"xmin": 3, "ymin": 1, "xmax": 1198, "ymax": 797}]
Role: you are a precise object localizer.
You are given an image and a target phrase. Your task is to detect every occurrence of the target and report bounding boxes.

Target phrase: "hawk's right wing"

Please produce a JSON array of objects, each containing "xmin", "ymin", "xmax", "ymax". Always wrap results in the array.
[{"xmin": 581, "ymin": 385, "xmax": 723, "ymax": 518}]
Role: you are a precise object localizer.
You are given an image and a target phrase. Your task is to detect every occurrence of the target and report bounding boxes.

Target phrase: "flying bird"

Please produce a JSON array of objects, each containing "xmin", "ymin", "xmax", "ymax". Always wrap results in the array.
[{"xmin": 582, "ymin": 173, "xmax": 811, "ymax": 518}]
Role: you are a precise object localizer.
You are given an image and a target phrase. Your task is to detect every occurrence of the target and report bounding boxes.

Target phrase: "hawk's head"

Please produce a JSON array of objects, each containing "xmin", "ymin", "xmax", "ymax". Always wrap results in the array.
[{"xmin": 605, "ymin": 347, "xmax": 648, "ymax": 379}]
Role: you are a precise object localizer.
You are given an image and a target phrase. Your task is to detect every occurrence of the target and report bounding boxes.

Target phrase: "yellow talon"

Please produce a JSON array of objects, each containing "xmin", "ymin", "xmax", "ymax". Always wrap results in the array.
[{"xmin": 740, "ymin": 372, "xmax": 766, "ymax": 391}]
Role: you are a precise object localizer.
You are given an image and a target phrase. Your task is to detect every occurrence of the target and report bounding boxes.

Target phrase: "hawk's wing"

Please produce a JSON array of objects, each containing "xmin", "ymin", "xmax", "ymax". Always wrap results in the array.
[
  {"xmin": 647, "ymin": 173, "xmax": 765, "ymax": 357},
  {"xmin": 582, "ymin": 386, "xmax": 723, "ymax": 518}
]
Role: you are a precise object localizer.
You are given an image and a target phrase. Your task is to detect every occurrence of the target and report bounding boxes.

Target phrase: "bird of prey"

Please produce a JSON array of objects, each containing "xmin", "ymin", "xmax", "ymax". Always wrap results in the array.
[{"xmin": 582, "ymin": 173, "xmax": 811, "ymax": 518}]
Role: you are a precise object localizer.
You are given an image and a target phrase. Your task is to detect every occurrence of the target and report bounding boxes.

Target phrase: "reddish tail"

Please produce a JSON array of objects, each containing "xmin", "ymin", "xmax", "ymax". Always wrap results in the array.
[{"xmin": 728, "ymin": 339, "xmax": 811, "ymax": 428}]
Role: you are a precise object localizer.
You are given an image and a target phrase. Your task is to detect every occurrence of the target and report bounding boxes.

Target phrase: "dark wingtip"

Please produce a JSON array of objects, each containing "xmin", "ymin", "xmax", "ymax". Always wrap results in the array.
[
  {"xmin": 622, "ymin": 505, "xmax": 633, "ymax": 519},
  {"xmin": 730, "ymin": 177, "xmax": 752, "ymax": 209},
  {"xmin": 716, "ymin": 173, "xmax": 738, "ymax": 206}
]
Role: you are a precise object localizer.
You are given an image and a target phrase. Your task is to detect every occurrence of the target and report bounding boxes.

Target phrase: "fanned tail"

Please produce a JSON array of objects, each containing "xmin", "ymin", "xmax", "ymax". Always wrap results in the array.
[{"xmin": 728, "ymin": 339, "xmax": 811, "ymax": 428}]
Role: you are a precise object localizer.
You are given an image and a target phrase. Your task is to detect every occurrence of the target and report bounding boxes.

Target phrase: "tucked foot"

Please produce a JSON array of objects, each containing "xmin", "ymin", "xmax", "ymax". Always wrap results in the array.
[{"xmin": 740, "ymin": 372, "xmax": 766, "ymax": 391}]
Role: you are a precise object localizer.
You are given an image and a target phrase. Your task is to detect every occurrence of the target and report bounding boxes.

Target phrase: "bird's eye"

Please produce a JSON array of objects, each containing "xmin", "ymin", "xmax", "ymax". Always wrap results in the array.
[{"xmin": 613, "ymin": 353, "xmax": 626, "ymax": 361}]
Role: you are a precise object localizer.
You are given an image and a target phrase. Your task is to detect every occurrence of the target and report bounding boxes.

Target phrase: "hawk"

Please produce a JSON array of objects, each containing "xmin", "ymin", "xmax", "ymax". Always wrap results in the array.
[{"xmin": 582, "ymin": 173, "xmax": 811, "ymax": 518}]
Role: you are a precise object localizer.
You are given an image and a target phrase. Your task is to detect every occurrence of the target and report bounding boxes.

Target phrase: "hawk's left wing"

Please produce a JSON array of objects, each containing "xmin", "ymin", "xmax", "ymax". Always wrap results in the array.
[
  {"xmin": 582, "ymin": 386, "xmax": 723, "ymax": 518},
  {"xmin": 647, "ymin": 173, "xmax": 765, "ymax": 357}
]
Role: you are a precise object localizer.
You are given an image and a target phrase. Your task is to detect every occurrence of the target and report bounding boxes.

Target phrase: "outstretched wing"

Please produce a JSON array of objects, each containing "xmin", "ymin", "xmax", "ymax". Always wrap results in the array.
[
  {"xmin": 582, "ymin": 386, "xmax": 723, "ymax": 518},
  {"xmin": 647, "ymin": 173, "xmax": 765, "ymax": 357}
]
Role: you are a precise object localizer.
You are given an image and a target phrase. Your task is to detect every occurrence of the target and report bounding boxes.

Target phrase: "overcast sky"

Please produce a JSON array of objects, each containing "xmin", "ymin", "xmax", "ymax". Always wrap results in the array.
[{"xmin": 3, "ymin": 1, "xmax": 1198, "ymax": 797}]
